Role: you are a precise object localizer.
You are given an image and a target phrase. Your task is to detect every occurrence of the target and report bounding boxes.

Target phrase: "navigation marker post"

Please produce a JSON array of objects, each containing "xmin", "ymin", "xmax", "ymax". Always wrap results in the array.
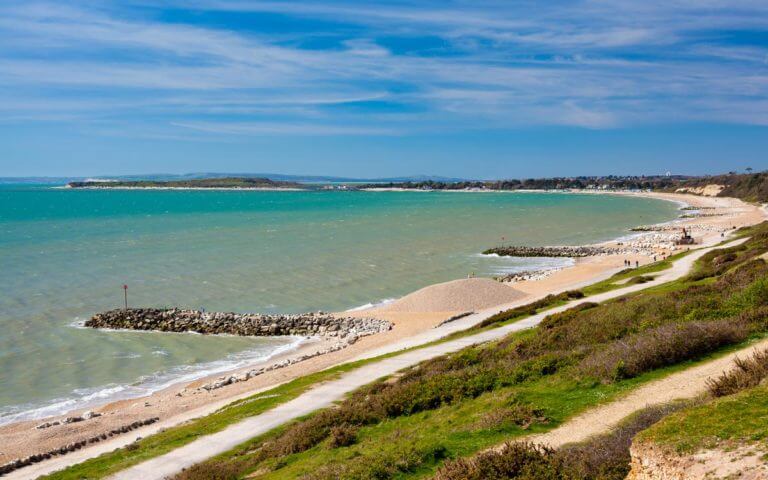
[{"xmin": 123, "ymin": 284, "xmax": 128, "ymax": 310}]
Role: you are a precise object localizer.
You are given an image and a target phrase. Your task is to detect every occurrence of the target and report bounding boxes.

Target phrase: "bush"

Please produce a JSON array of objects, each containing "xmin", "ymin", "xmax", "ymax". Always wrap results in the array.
[
  {"xmin": 434, "ymin": 442, "xmax": 560, "ymax": 480},
  {"xmin": 476, "ymin": 290, "xmax": 584, "ymax": 329},
  {"xmin": 580, "ymin": 319, "xmax": 751, "ymax": 382},
  {"xmin": 472, "ymin": 401, "xmax": 548, "ymax": 431},
  {"xmin": 707, "ymin": 348, "xmax": 768, "ymax": 397},
  {"xmin": 328, "ymin": 424, "xmax": 359, "ymax": 448},
  {"xmin": 307, "ymin": 442, "xmax": 448, "ymax": 480},
  {"xmin": 626, "ymin": 275, "xmax": 654, "ymax": 285},
  {"xmin": 175, "ymin": 461, "xmax": 242, "ymax": 480}
]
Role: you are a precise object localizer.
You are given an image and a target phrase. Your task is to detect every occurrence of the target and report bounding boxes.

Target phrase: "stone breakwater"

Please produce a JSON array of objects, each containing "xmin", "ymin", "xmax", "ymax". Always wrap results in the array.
[
  {"xmin": 484, "ymin": 245, "xmax": 617, "ymax": 258},
  {"xmin": 495, "ymin": 268, "xmax": 561, "ymax": 283},
  {"xmin": 85, "ymin": 308, "xmax": 392, "ymax": 341}
]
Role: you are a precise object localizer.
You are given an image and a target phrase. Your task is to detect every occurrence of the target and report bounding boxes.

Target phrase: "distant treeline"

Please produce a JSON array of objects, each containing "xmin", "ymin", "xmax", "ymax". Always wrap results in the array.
[
  {"xmin": 67, "ymin": 177, "xmax": 304, "ymax": 189},
  {"xmin": 357, "ymin": 172, "xmax": 768, "ymax": 203},
  {"xmin": 356, "ymin": 175, "xmax": 690, "ymax": 192}
]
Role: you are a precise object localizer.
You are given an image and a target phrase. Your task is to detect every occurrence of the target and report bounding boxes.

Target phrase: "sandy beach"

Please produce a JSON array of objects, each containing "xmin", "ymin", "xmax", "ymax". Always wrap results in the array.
[{"xmin": 1, "ymin": 190, "xmax": 763, "ymax": 470}]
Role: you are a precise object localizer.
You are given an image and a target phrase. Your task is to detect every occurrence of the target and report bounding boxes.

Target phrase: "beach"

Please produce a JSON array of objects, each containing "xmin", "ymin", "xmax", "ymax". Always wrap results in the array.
[{"xmin": 0, "ymin": 189, "xmax": 763, "ymax": 470}]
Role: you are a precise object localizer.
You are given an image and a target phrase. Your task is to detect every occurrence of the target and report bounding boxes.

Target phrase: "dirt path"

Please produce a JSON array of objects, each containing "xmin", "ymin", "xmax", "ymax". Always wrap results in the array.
[{"xmin": 528, "ymin": 338, "xmax": 768, "ymax": 448}]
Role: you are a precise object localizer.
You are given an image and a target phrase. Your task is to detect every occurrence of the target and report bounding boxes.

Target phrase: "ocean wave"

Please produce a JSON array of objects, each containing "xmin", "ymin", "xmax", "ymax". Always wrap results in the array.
[
  {"xmin": 348, "ymin": 297, "xmax": 396, "ymax": 311},
  {"xmin": 473, "ymin": 253, "xmax": 575, "ymax": 275},
  {"xmin": 0, "ymin": 336, "xmax": 306, "ymax": 426}
]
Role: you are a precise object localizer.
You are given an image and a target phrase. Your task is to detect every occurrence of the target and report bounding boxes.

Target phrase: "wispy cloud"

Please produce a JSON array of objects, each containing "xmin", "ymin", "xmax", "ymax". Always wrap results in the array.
[{"xmin": 0, "ymin": 0, "xmax": 767, "ymax": 139}]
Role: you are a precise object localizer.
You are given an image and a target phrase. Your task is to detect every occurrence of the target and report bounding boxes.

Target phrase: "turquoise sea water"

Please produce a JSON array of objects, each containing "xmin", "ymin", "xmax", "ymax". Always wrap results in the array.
[{"xmin": 0, "ymin": 186, "xmax": 679, "ymax": 423}]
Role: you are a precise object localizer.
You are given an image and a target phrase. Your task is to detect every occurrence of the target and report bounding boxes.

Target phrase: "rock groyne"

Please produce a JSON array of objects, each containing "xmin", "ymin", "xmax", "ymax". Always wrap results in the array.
[
  {"xmin": 85, "ymin": 308, "xmax": 392, "ymax": 341},
  {"xmin": 484, "ymin": 245, "xmax": 617, "ymax": 258}
]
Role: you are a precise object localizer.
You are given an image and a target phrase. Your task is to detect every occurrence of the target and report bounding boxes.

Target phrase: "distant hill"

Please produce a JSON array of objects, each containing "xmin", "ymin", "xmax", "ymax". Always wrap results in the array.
[
  {"xmin": 2, "ymin": 173, "xmax": 468, "ymax": 185},
  {"xmin": 66, "ymin": 177, "xmax": 303, "ymax": 189},
  {"xmin": 110, "ymin": 173, "xmax": 469, "ymax": 184}
]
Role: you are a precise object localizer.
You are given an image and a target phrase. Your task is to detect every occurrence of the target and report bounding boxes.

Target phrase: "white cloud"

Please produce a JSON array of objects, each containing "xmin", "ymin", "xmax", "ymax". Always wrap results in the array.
[{"xmin": 171, "ymin": 121, "xmax": 400, "ymax": 135}]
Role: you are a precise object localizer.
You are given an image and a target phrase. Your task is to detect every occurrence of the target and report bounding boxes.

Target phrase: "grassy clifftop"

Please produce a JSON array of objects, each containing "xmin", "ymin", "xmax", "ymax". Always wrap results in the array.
[
  {"xmin": 639, "ymin": 383, "xmax": 768, "ymax": 455},
  {"xmin": 676, "ymin": 172, "xmax": 768, "ymax": 203}
]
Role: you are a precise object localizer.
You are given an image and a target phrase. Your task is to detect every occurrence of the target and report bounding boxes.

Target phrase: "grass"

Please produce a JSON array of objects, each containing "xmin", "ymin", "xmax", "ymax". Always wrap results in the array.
[{"xmin": 639, "ymin": 384, "xmax": 768, "ymax": 454}]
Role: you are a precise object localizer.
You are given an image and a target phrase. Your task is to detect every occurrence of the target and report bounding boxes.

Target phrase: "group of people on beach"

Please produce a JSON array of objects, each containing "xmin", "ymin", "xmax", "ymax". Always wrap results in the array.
[{"xmin": 624, "ymin": 259, "xmax": 639, "ymax": 268}]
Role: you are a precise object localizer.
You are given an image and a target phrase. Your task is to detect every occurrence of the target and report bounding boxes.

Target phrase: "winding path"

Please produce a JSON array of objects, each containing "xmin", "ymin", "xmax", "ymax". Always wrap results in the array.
[
  {"xmin": 9, "ymin": 238, "xmax": 743, "ymax": 480},
  {"xmin": 528, "ymin": 337, "xmax": 768, "ymax": 449}
]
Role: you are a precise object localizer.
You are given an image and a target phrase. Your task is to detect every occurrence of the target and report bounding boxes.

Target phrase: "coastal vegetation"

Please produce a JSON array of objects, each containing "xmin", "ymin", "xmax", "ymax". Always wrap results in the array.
[
  {"xmin": 473, "ymin": 290, "xmax": 585, "ymax": 330},
  {"xmin": 357, "ymin": 172, "xmax": 768, "ymax": 203},
  {"xmin": 66, "ymin": 177, "xmax": 303, "ymax": 189},
  {"xmin": 670, "ymin": 172, "xmax": 768, "ymax": 203},
  {"xmin": 159, "ymin": 223, "xmax": 768, "ymax": 480},
  {"xmin": 355, "ymin": 176, "xmax": 687, "ymax": 192}
]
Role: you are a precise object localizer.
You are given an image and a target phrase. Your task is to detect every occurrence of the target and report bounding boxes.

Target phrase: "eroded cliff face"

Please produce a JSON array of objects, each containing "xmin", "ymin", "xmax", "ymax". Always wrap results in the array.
[{"xmin": 628, "ymin": 439, "xmax": 768, "ymax": 480}]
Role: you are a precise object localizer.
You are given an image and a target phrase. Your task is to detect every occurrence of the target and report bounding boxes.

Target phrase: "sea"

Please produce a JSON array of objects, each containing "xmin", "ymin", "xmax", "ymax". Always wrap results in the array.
[{"xmin": 0, "ymin": 185, "xmax": 679, "ymax": 424}]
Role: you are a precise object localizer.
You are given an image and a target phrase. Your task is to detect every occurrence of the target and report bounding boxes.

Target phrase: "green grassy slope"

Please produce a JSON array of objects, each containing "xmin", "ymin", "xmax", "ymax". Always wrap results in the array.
[
  {"xmin": 164, "ymin": 223, "xmax": 768, "ymax": 480},
  {"xmin": 639, "ymin": 384, "xmax": 768, "ymax": 454}
]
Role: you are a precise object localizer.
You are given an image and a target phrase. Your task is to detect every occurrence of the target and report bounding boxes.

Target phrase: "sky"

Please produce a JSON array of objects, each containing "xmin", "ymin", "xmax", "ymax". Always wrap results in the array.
[{"xmin": 1, "ymin": 1, "xmax": 767, "ymax": 179}]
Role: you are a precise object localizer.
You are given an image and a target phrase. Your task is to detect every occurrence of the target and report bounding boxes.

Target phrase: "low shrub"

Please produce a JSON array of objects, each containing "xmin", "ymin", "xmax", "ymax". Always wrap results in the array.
[
  {"xmin": 712, "ymin": 252, "xmax": 737, "ymax": 267},
  {"xmin": 707, "ymin": 348, "xmax": 768, "ymax": 397},
  {"xmin": 307, "ymin": 442, "xmax": 448, "ymax": 480},
  {"xmin": 626, "ymin": 275, "xmax": 654, "ymax": 285},
  {"xmin": 434, "ymin": 442, "xmax": 560, "ymax": 480},
  {"xmin": 328, "ymin": 424, "xmax": 359, "ymax": 448},
  {"xmin": 472, "ymin": 402, "xmax": 548, "ymax": 431},
  {"xmin": 475, "ymin": 290, "xmax": 584, "ymax": 329},
  {"xmin": 579, "ymin": 319, "xmax": 751, "ymax": 382},
  {"xmin": 175, "ymin": 461, "xmax": 243, "ymax": 480}
]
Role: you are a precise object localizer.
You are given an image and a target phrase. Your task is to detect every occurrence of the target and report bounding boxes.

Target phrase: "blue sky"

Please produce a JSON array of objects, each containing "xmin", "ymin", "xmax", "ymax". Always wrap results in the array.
[{"xmin": 1, "ymin": 1, "xmax": 767, "ymax": 178}]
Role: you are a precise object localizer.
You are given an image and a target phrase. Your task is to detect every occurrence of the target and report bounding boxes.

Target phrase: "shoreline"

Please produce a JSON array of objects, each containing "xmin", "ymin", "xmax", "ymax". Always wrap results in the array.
[{"xmin": 0, "ymin": 190, "xmax": 763, "ymax": 470}]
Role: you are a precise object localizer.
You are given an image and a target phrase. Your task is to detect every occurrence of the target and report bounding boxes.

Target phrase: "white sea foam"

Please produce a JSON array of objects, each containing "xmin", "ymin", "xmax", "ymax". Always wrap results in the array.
[
  {"xmin": 348, "ymin": 297, "xmax": 396, "ymax": 311},
  {"xmin": 474, "ymin": 253, "xmax": 575, "ymax": 276},
  {"xmin": 0, "ymin": 336, "xmax": 306, "ymax": 426}
]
